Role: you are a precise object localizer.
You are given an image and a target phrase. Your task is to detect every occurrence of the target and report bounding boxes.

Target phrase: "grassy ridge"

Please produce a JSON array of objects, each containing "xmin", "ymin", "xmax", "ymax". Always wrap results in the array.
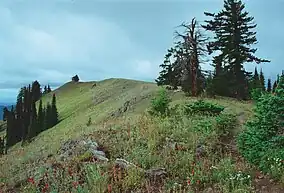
[{"xmin": 0, "ymin": 78, "xmax": 262, "ymax": 192}]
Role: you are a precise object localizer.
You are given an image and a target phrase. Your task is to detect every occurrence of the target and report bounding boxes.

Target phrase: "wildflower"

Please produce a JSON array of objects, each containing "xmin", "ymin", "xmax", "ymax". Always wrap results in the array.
[
  {"xmin": 68, "ymin": 167, "xmax": 73, "ymax": 176},
  {"xmin": 108, "ymin": 184, "xmax": 112, "ymax": 192},
  {"xmin": 187, "ymin": 179, "xmax": 191, "ymax": 185},
  {"xmin": 42, "ymin": 183, "xmax": 49, "ymax": 193},
  {"xmin": 191, "ymin": 169, "xmax": 195, "ymax": 176},
  {"xmin": 73, "ymin": 181, "xmax": 79, "ymax": 189},
  {"xmin": 27, "ymin": 177, "xmax": 35, "ymax": 185}
]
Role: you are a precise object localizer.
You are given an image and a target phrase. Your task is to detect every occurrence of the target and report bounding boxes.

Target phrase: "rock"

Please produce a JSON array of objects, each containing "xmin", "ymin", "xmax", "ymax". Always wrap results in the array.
[
  {"xmin": 58, "ymin": 138, "xmax": 108, "ymax": 162},
  {"xmin": 91, "ymin": 83, "xmax": 97, "ymax": 88},
  {"xmin": 115, "ymin": 158, "xmax": 142, "ymax": 171},
  {"xmin": 145, "ymin": 168, "xmax": 167, "ymax": 180},
  {"xmin": 204, "ymin": 187, "xmax": 214, "ymax": 193},
  {"xmin": 90, "ymin": 149, "xmax": 109, "ymax": 162},
  {"xmin": 195, "ymin": 143, "xmax": 206, "ymax": 157}
]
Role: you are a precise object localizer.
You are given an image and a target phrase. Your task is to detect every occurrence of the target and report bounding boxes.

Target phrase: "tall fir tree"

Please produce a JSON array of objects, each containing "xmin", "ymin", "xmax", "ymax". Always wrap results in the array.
[
  {"xmin": 252, "ymin": 67, "xmax": 260, "ymax": 89},
  {"xmin": 5, "ymin": 107, "xmax": 17, "ymax": 148},
  {"xmin": 267, "ymin": 78, "xmax": 272, "ymax": 93},
  {"xmin": 259, "ymin": 69, "xmax": 265, "ymax": 91},
  {"xmin": 202, "ymin": 0, "xmax": 270, "ymax": 99},
  {"xmin": 22, "ymin": 87, "xmax": 30, "ymax": 143},
  {"xmin": 37, "ymin": 99, "xmax": 45, "ymax": 132},
  {"xmin": 44, "ymin": 102, "xmax": 52, "ymax": 130},
  {"xmin": 15, "ymin": 88, "xmax": 24, "ymax": 143},
  {"xmin": 272, "ymin": 80, "xmax": 277, "ymax": 93},
  {"xmin": 51, "ymin": 94, "xmax": 59, "ymax": 127},
  {"xmin": 31, "ymin": 80, "xmax": 42, "ymax": 101},
  {"xmin": 27, "ymin": 101, "xmax": 38, "ymax": 140}
]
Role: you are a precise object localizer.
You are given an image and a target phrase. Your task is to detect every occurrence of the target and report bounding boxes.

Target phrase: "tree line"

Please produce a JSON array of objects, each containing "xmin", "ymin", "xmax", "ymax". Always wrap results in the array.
[
  {"xmin": 0, "ymin": 81, "xmax": 59, "ymax": 155},
  {"xmin": 156, "ymin": 0, "xmax": 282, "ymax": 100}
]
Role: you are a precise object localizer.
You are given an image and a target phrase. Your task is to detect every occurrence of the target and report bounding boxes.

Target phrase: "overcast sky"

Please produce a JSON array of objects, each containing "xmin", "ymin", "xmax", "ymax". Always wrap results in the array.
[{"xmin": 0, "ymin": 0, "xmax": 283, "ymax": 103}]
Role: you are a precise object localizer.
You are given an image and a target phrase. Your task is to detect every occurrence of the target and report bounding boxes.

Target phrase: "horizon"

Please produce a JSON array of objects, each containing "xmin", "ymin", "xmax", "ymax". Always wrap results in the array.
[{"xmin": 0, "ymin": 0, "xmax": 283, "ymax": 103}]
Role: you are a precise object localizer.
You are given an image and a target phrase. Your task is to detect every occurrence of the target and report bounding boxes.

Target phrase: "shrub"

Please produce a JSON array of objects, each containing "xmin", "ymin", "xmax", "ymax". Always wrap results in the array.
[
  {"xmin": 184, "ymin": 100, "xmax": 224, "ymax": 116},
  {"xmin": 215, "ymin": 113, "xmax": 237, "ymax": 138},
  {"xmin": 72, "ymin": 75, "xmax": 80, "ymax": 82},
  {"xmin": 250, "ymin": 88, "xmax": 264, "ymax": 102},
  {"xmin": 237, "ymin": 75, "xmax": 284, "ymax": 178},
  {"xmin": 148, "ymin": 88, "xmax": 171, "ymax": 116},
  {"xmin": 86, "ymin": 117, "xmax": 92, "ymax": 126}
]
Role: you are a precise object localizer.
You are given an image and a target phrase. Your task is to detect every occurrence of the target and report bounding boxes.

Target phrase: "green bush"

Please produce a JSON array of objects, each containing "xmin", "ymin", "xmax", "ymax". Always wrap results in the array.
[
  {"xmin": 86, "ymin": 117, "xmax": 92, "ymax": 126},
  {"xmin": 148, "ymin": 88, "xmax": 171, "ymax": 116},
  {"xmin": 237, "ymin": 75, "xmax": 284, "ymax": 178},
  {"xmin": 185, "ymin": 100, "xmax": 224, "ymax": 116},
  {"xmin": 215, "ymin": 113, "xmax": 237, "ymax": 138},
  {"xmin": 250, "ymin": 88, "xmax": 264, "ymax": 102}
]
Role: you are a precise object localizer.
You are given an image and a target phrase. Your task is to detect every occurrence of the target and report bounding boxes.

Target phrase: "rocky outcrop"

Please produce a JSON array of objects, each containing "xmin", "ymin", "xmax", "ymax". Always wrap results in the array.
[
  {"xmin": 110, "ymin": 97, "xmax": 137, "ymax": 117},
  {"xmin": 57, "ymin": 139, "xmax": 109, "ymax": 162}
]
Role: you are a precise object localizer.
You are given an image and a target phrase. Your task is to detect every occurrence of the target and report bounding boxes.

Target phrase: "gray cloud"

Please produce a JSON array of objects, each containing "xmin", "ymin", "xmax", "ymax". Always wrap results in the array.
[{"xmin": 0, "ymin": 0, "xmax": 283, "ymax": 103}]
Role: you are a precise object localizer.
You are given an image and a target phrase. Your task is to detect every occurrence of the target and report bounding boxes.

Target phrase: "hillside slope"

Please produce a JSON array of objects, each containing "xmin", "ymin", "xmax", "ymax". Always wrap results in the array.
[
  {"xmin": 0, "ymin": 79, "xmax": 162, "ymax": 186},
  {"xmin": 1, "ymin": 78, "xmax": 269, "ymax": 192}
]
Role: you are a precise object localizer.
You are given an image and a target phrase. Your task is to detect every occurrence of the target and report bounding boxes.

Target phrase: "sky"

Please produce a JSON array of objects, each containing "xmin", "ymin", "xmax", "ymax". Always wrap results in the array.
[{"xmin": 0, "ymin": 0, "xmax": 283, "ymax": 103}]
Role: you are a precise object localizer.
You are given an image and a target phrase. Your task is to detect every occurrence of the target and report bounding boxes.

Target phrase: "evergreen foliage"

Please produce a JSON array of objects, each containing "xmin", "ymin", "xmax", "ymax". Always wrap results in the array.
[
  {"xmin": 156, "ymin": 18, "xmax": 207, "ymax": 95},
  {"xmin": 72, "ymin": 75, "xmax": 80, "ymax": 82},
  {"xmin": 237, "ymin": 74, "xmax": 284, "ymax": 176},
  {"xmin": 51, "ymin": 94, "xmax": 59, "ymax": 127},
  {"xmin": 4, "ymin": 80, "xmax": 59, "ymax": 149},
  {"xmin": 267, "ymin": 78, "xmax": 272, "ymax": 93},
  {"xmin": 149, "ymin": 88, "xmax": 171, "ymax": 116},
  {"xmin": 272, "ymin": 80, "xmax": 278, "ymax": 93},
  {"xmin": 259, "ymin": 69, "xmax": 265, "ymax": 91},
  {"xmin": 202, "ymin": 0, "xmax": 269, "ymax": 99}
]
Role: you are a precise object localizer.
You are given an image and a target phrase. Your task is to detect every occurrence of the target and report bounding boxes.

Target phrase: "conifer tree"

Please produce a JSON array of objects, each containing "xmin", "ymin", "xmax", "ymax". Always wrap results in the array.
[
  {"xmin": 5, "ymin": 108, "xmax": 16, "ymax": 148},
  {"xmin": 43, "ymin": 86, "xmax": 47, "ymax": 94},
  {"xmin": 37, "ymin": 99, "xmax": 45, "ymax": 132},
  {"xmin": 27, "ymin": 101, "xmax": 37, "ymax": 140},
  {"xmin": 267, "ymin": 78, "xmax": 272, "ymax": 93},
  {"xmin": 31, "ymin": 80, "xmax": 41, "ymax": 101},
  {"xmin": 44, "ymin": 102, "xmax": 52, "ymax": 130},
  {"xmin": 259, "ymin": 69, "xmax": 265, "ymax": 91},
  {"xmin": 155, "ymin": 48, "xmax": 181, "ymax": 89},
  {"xmin": 0, "ymin": 137, "xmax": 4, "ymax": 155},
  {"xmin": 156, "ymin": 18, "xmax": 207, "ymax": 95},
  {"xmin": 15, "ymin": 88, "xmax": 24, "ymax": 142},
  {"xmin": 22, "ymin": 87, "xmax": 30, "ymax": 143},
  {"xmin": 51, "ymin": 94, "xmax": 59, "ymax": 127},
  {"xmin": 202, "ymin": 0, "xmax": 270, "ymax": 99},
  {"xmin": 175, "ymin": 18, "xmax": 208, "ymax": 96},
  {"xmin": 47, "ymin": 85, "xmax": 51, "ymax": 93},
  {"xmin": 272, "ymin": 80, "xmax": 277, "ymax": 93}
]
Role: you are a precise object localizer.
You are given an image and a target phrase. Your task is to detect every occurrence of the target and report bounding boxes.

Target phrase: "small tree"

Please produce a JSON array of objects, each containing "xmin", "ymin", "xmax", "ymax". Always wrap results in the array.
[
  {"xmin": 149, "ymin": 88, "xmax": 171, "ymax": 116},
  {"xmin": 47, "ymin": 85, "xmax": 52, "ymax": 93},
  {"xmin": 72, "ymin": 75, "xmax": 80, "ymax": 82}
]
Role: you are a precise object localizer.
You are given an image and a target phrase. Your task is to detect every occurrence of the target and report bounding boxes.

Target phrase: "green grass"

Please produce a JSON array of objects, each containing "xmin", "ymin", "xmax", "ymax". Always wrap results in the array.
[{"xmin": 0, "ymin": 78, "xmax": 263, "ymax": 192}]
